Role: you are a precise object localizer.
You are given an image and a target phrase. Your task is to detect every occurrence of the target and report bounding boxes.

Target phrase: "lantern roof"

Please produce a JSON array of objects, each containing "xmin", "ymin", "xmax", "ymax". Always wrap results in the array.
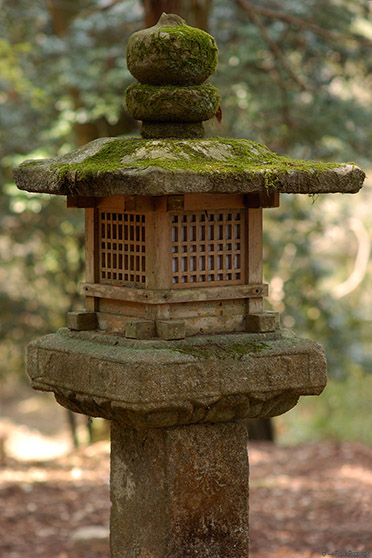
[
  {"xmin": 13, "ymin": 13, "xmax": 365, "ymax": 197},
  {"xmin": 14, "ymin": 136, "xmax": 364, "ymax": 197}
]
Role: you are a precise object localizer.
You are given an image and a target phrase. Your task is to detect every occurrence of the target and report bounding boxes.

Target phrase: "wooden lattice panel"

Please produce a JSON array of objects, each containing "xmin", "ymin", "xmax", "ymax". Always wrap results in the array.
[
  {"xmin": 171, "ymin": 210, "xmax": 245, "ymax": 287},
  {"xmin": 99, "ymin": 211, "xmax": 146, "ymax": 286}
]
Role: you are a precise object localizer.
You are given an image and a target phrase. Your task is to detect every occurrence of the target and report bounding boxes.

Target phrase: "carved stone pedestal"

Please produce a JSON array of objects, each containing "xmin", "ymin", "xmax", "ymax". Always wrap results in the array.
[
  {"xmin": 110, "ymin": 421, "xmax": 249, "ymax": 557},
  {"xmin": 26, "ymin": 327, "xmax": 327, "ymax": 556}
]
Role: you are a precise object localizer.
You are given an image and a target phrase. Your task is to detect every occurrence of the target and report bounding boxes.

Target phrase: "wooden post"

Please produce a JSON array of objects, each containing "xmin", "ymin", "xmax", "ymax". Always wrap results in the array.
[
  {"xmin": 85, "ymin": 208, "xmax": 99, "ymax": 311},
  {"xmin": 247, "ymin": 208, "xmax": 263, "ymax": 313},
  {"xmin": 146, "ymin": 207, "xmax": 172, "ymax": 323},
  {"xmin": 146, "ymin": 209, "xmax": 172, "ymax": 291}
]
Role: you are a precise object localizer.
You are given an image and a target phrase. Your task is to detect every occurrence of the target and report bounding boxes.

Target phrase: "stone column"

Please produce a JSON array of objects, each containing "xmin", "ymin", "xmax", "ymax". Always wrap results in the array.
[{"xmin": 110, "ymin": 420, "xmax": 249, "ymax": 558}]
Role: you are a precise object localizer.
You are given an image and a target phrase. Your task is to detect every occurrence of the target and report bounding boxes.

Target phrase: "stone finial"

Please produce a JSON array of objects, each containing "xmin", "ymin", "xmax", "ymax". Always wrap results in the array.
[
  {"xmin": 125, "ymin": 13, "xmax": 220, "ymax": 139},
  {"xmin": 126, "ymin": 13, "xmax": 218, "ymax": 85}
]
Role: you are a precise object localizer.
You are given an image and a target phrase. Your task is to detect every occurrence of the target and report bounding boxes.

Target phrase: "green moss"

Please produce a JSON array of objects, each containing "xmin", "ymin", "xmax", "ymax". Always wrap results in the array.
[
  {"xmin": 172, "ymin": 341, "xmax": 266, "ymax": 360},
  {"xmin": 127, "ymin": 22, "xmax": 218, "ymax": 86},
  {"xmin": 20, "ymin": 160, "xmax": 44, "ymax": 167},
  {"xmin": 159, "ymin": 24, "xmax": 217, "ymax": 69},
  {"xmin": 53, "ymin": 137, "xmax": 352, "ymax": 189},
  {"xmin": 125, "ymin": 83, "xmax": 220, "ymax": 122},
  {"xmin": 141, "ymin": 122, "xmax": 205, "ymax": 139}
]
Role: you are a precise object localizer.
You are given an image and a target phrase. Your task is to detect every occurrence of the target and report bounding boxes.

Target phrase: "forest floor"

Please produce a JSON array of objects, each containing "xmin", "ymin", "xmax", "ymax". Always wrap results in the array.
[{"xmin": 1, "ymin": 384, "xmax": 371, "ymax": 558}]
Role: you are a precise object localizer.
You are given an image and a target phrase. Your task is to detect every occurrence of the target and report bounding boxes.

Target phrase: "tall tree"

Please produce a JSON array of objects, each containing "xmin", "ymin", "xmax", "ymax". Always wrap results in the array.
[
  {"xmin": 142, "ymin": 0, "xmax": 212, "ymax": 29},
  {"xmin": 45, "ymin": 0, "xmax": 138, "ymax": 146}
]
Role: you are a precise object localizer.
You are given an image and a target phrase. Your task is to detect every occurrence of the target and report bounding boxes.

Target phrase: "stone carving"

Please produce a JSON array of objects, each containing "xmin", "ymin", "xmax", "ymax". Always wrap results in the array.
[
  {"xmin": 28, "ymin": 328, "xmax": 326, "ymax": 427},
  {"xmin": 125, "ymin": 12, "xmax": 219, "ymax": 139}
]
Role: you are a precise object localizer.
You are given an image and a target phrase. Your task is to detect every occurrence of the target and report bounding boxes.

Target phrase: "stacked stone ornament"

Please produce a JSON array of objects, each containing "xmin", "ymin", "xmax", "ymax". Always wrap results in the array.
[{"xmin": 125, "ymin": 13, "xmax": 220, "ymax": 139}]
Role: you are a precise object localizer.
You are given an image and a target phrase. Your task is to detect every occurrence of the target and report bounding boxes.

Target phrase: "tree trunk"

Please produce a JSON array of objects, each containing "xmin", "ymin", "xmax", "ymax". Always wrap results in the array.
[
  {"xmin": 142, "ymin": 0, "xmax": 212, "ymax": 30},
  {"xmin": 46, "ymin": 0, "xmax": 137, "ymax": 146},
  {"xmin": 247, "ymin": 418, "xmax": 275, "ymax": 441}
]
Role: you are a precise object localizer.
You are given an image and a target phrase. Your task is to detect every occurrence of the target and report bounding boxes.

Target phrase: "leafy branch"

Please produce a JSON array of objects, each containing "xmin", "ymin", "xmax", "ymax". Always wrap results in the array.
[
  {"xmin": 235, "ymin": 0, "xmax": 372, "ymax": 46},
  {"xmin": 74, "ymin": 0, "xmax": 130, "ymax": 20},
  {"xmin": 238, "ymin": 2, "xmax": 308, "ymax": 91}
]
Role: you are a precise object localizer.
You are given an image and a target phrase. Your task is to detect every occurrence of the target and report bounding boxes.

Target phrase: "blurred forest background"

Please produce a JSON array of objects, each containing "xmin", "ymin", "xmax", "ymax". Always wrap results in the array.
[{"xmin": 1, "ymin": 0, "xmax": 371, "ymax": 445}]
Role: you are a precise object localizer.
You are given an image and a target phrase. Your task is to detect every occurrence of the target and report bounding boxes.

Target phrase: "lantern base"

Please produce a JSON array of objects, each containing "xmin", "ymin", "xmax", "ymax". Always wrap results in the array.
[{"xmin": 26, "ymin": 328, "xmax": 326, "ymax": 428}]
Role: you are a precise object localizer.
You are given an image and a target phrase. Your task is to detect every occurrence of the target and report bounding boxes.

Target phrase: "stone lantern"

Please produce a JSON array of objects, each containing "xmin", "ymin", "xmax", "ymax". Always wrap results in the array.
[{"xmin": 13, "ymin": 13, "xmax": 365, "ymax": 558}]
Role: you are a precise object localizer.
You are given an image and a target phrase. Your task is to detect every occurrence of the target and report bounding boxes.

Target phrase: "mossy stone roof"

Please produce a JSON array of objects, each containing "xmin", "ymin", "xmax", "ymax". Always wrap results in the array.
[{"xmin": 13, "ymin": 136, "xmax": 365, "ymax": 197}]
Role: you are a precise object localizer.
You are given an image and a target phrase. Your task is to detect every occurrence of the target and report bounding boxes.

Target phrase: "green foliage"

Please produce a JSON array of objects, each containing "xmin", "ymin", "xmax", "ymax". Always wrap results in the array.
[
  {"xmin": 207, "ymin": 0, "xmax": 372, "ymax": 393},
  {"xmin": 277, "ymin": 369, "xmax": 372, "ymax": 445},
  {"xmin": 211, "ymin": 0, "xmax": 372, "ymax": 163},
  {"xmin": 262, "ymin": 190, "xmax": 372, "ymax": 381},
  {"xmin": 0, "ymin": 184, "xmax": 85, "ymax": 379},
  {"xmin": 0, "ymin": 0, "xmax": 143, "ymax": 379}
]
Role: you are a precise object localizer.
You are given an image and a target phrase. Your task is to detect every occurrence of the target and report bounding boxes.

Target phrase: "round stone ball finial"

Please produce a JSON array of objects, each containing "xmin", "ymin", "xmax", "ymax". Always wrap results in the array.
[
  {"xmin": 126, "ymin": 12, "xmax": 218, "ymax": 86},
  {"xmin": 125, "ymin": 13, "xmax": 220, "ymax": 139}
]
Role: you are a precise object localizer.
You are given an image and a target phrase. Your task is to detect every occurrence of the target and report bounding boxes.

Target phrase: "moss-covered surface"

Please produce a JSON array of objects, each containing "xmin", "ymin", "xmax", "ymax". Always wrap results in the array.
[
  {"xmin": 18, "ymin": 159, "xmax": 43, "ymax": 167},
  {"xmin": 51, "ymin": 137, "xmax": 355, "ymax": 187},
  {"xmin": 125, "ymin": 83, "xmax": 220, "ymax": 122},
  {"xmin": 126, "ymin": 14, "xmax": 218, "ymax": 86},
  {"xmin": 14, "ymin": 136, "xmax": 364, "ymax": 196},
  {"xmin": 141, "ymin": 122, "xmax": 205, "ymax": 139}
]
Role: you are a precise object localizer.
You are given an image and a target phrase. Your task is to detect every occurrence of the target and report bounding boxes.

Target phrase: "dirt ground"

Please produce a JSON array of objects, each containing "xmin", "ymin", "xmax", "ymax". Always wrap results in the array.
[{"xmin": 1, "ymin": 386, "xmax": 371, "ymax": 558}]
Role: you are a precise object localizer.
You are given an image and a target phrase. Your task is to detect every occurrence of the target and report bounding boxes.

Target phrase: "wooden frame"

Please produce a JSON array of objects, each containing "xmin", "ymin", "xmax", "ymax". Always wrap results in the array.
[
  {"xmin": 247, "ymin": 208, "xmax": 263, "ymax": 313},
  {"xmin": 170, "ymin": 209, "xmax": 245, "ymax": 288},
  {"xmin": 69, "ymin": 192, "xmax": 279, "ymax": 210},
  {"xmin": 98, "ymin": 210, "xmax": 147, "ymax": 286},
  {"xmin": 85, "ymin": 208, "xmax": 99, "ymax": 311},
  {"xmin": 80, "ymin": 193, "xmax": 275, "ymax": 335},
  {"xmin": 81, "ymin": 282, "xmax": 268, "ymax": 304}
]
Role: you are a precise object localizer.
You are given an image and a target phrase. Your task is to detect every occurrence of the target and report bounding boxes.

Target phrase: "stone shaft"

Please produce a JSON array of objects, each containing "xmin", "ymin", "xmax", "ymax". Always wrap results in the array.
[{"xmin": 110, "ymin": 420, "xmax": 249, "ymax": 557}]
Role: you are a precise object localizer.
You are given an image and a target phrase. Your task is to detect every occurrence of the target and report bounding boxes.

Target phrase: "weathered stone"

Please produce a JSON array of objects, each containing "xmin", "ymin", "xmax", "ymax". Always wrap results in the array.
[
  {"xmin": 141, "ymin": 121, "xmax": 205, "ymax": 139},
  {"xmin": 110, "ymin": 420, "xmax": 249, "ymax": 558},
  {"xmin": 246, "ymin": 311, "xmax": 280, "ymax": 333},
  {"xmin": 125, "ymin": 319, "xmax": 155, "ymax": 340},
  {"xmin": 13, "ymin": 137, "xmax": 365, "ymax": 197},
  {"xmin": 67, "ymin": 311, "xmax": 97, "ymax": 331},
  {"xmin": 125, "ymin": 83, "xmax": 220, "ymax": 122},
  {"xmin": 26, "ymin": 328, "xmax": 326, "ymax": 427},
  {"xmin": 156, "ymin": 319, "xmax": 186, "ymax": 340},
  {"xmin": 126, "ymin": 13, "xmax": 218, "ymax": 86}
]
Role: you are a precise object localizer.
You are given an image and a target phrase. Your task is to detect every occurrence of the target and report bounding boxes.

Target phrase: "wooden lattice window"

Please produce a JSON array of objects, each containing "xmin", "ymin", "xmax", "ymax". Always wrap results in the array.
[
  {"xmin": 171, "ymin": 210, "xmax": 245, "ymax": 287},
  {"xmin": 99, "ymin": 211, "xmax": 146, "ymax": 286}
]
